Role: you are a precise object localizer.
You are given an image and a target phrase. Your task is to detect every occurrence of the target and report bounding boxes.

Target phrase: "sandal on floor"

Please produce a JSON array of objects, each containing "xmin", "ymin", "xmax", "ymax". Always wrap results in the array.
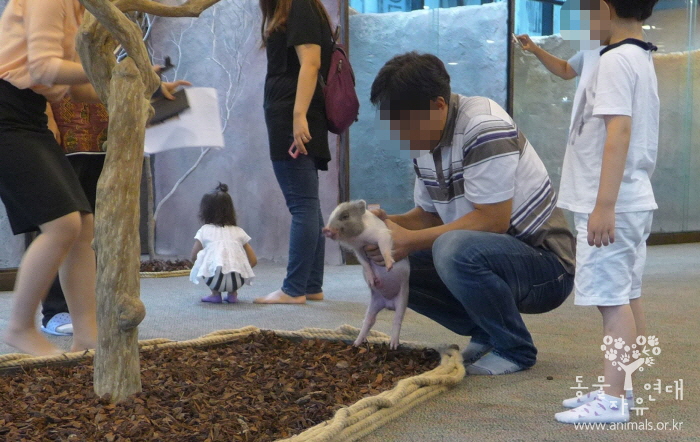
[{"xmin": 41, "ymin": 312, "xmax": 73, "ymax": 336}]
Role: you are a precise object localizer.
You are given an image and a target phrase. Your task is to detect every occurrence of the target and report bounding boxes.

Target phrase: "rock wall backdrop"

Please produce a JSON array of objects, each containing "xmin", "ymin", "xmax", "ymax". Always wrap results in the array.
[{"xmin": 347, "ymin": 2, "xmax": 509, "ymax": 214}]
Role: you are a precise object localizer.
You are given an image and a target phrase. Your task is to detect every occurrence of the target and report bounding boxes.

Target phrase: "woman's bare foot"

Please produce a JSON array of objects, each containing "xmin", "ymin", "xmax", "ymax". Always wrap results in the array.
[
  {"xmin": 254, "ymin": 289, "xmax": 306, "ymax": 304},
  {"xmin": 70, "ymin": 337, "xmax": 97, "ymax": 353},
  {"xmin": 306, "ymin": 292, "xmax": 324, "ymax": 301},
  {"xmin": 4, "ymin": 326, "xmax": 62, "ymax": 356},
  {"xmin": 69, "ymin": 314, "xmax": 98, "ymax": 353}
]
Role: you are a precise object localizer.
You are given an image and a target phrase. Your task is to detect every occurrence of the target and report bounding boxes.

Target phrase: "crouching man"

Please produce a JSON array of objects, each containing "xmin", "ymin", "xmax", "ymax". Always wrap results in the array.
[{"xmin": 365, "ymin": 52, "xmax": 575, "ymax": 375}]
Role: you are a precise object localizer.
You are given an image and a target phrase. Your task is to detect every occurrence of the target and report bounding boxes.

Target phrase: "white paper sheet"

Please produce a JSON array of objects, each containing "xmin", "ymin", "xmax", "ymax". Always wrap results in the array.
[{"xmin": 144, "ymin": 87, "xmax": 224, "ymax": 154}]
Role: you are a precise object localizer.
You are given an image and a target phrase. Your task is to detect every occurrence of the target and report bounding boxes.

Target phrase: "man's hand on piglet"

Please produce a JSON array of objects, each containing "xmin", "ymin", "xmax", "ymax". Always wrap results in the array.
[
  {"xmin": 364, "ymin": 243, "xmax": 384, "ymax": 266},
  {"xmin": 383, "ymin": 220, "xmax": 412, "ymax": 262},
  {"xmin": 363, "ymin": 219, "xmax": 411, "ymax": 265},
  {"xmin": 369, "ymin": 208, "xmax": 388, "ymax": 221}
]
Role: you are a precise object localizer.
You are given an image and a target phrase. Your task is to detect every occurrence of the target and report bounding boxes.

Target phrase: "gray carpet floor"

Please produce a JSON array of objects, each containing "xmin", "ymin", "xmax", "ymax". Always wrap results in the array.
[{"xmin": 1, "ymin": 243, "xmax": 698, "ymax": 441}]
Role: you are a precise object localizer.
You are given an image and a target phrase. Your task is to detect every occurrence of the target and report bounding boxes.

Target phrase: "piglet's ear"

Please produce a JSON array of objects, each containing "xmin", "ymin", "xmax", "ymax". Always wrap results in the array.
[{"xmin": 355, "ymin": 200, "xmax": 367, "ymax": 211}]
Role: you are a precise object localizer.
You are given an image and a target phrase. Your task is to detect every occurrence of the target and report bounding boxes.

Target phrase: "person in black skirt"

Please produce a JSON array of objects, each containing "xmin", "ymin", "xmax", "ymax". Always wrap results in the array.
[
  {"xmin": 0, "ymin": 0, "xmax": 102, "ymax": 356},
  {"xmin": 0, "ymin": 0, "xmax": 186, "ymax": 355},
  {"xmin": 254, "ymin": 0, "xmax": 334, "ymax": 304}
]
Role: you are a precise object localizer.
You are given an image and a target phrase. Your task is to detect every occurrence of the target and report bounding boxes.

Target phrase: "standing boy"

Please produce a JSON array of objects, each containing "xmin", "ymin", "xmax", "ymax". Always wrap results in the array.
[{"xmin": 554, "ymin": 0, "xmax": 660, "ymax": 424}]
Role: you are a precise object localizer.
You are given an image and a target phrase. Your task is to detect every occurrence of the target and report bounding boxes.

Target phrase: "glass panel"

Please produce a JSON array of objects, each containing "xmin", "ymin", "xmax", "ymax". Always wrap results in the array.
[
  {"xmin": 513, "ymin": 0, "xmax": 699, "ymax": 234},
  {"xmin": 691, "ymin": 0, "xmax": 700, "ymax": 232},
  {"xmin": 643, "ymin": 1, "xmax": 699, "ymax": 232},
  {"xmin": 348, "ymin": 1, "xmax": 509, "ymax": 213},
  {"xmin": 512, "ymin": 0, "xmax": 574, "ymax": 193}
]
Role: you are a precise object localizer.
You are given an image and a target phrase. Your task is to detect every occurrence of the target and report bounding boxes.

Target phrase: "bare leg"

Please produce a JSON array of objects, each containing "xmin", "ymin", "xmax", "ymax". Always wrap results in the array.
[
  {"xmin": 58, "ymin": 212, "xmax": 98, "ymax": 352},
  {"xmin": 628, "ymin": 297, "xmax": 646, "ymax": 396},
  {"xmin": 599, "ymin": 304, "xmax": 636, "ymax": 398},
  {"xmin": 629, "ymin": 298, "xmax": 646, "ymax": 337},
  {"xmin": 3, "ymin": 213, "xmax": 82, "ymax": 356}
]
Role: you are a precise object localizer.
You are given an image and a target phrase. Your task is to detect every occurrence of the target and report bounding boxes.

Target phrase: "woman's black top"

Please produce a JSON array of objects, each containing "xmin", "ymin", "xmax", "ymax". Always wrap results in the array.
[{"xmin": 263, "ymin": 0, "xmax": 333, "ymax": 169}]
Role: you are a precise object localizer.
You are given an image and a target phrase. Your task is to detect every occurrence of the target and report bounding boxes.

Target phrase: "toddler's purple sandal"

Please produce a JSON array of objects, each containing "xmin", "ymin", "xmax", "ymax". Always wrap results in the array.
[{"xmin": 201, "ymin": 294, "xmax": 223, "ymax": 303}]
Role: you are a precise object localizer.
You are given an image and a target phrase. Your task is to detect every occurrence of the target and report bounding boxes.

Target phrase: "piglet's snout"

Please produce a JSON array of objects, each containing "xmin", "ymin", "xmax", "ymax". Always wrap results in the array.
[{"xmin": 322, "ymin": 227, "xmax": 338, "ymax": 240}]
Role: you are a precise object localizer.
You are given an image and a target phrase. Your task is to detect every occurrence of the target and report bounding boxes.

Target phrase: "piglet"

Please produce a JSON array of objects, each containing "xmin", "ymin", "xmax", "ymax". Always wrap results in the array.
[{"xmin": 323, "ymin": 200, "xmax": 410, "ymax": 349}]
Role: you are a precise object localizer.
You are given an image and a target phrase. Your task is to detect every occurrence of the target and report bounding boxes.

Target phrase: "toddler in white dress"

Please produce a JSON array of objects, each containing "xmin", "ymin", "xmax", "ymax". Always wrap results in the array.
[{"xmin": 190, "ymin": 183, "xmax": 257, "ymax": 303}]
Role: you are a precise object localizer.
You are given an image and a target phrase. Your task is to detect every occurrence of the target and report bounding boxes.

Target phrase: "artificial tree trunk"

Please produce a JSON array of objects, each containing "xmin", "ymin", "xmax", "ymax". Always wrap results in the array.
[
  {"xmin": 94, "ymin": 58, "xmax": 150, "ymax": 401},
  {"xmin": 75, "ymin": 0, "xmax": 221, "ymax": 403}
]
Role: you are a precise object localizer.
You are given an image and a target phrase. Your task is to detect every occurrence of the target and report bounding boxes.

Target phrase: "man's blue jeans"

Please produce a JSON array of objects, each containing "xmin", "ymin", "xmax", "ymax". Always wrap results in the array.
[
  {"xmin": 272, "ymin": 156, "xmax": 325, "ymax": 297},
  {"xmin": 408, "ymin": 230, "xmax": 573, "ymax": 368}
]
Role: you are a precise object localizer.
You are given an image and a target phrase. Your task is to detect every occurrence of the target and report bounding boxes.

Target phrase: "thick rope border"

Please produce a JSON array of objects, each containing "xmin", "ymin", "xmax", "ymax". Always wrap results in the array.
[
  {"xmin": 139, "ymin": 269, "xmax": 191, "ymax": 278},
  {"xmin": 0, "ymin": 325, "xmax": 465, "ymax": 442}
]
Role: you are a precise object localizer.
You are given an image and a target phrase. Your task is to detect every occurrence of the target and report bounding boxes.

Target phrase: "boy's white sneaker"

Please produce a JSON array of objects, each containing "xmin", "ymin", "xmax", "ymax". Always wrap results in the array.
[
  {"xmin": 555, "ymin": 393, "xmax": 630, "ymax": 424},
  {"xmin": 562, "ymin": 390, "xmax": 634, "ymax": 410}
]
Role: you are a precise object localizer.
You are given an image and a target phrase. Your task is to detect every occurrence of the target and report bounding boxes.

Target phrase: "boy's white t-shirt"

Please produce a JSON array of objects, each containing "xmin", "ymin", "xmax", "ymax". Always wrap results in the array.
[
  {"xmin": 558, "ymin": 42, "xmax": 659, "ymax": 213},
  {"xmin": 567, "ymin": 49, "xmax": 601, "ymax": 133}
]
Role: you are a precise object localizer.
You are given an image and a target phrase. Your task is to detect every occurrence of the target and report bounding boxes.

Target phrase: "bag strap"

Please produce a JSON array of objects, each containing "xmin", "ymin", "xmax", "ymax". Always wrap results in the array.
[
  {"xmin": 319, "ymin": 23, "xmax": 341, "ymax": 87},
  {"xmin": 332, "ymin": 25, "xmax": 340, "ymax": 45}
]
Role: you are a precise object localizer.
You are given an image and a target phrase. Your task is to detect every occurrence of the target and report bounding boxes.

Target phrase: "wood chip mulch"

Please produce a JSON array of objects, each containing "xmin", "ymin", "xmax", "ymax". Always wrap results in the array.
[
  {"xmin": 140, "ymin": 259, "xmax": 193, "ymax": 273},
  {"xmin": 0, "ymin": 332, "xmax": 441, "ymax": 442}
]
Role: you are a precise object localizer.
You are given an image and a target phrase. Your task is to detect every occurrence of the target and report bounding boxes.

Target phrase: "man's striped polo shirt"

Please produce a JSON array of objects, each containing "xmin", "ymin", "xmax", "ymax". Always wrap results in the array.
[{"xmin": 413, "ymin": 94, "xmax": 575, "ymax": 273}]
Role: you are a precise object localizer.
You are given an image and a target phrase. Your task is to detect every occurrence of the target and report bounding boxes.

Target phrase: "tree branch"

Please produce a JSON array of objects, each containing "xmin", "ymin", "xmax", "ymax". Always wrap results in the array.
[
  {"xmin": 114, "ymin": 0, "xmax": 221, "ymax": 16},
  {"xmin": 79, "ymin": 0, "xmax": 160, "ymax": 96}
]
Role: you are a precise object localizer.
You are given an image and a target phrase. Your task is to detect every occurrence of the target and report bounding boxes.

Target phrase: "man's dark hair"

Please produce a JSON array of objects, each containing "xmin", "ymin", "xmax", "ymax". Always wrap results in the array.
[
  {"xmin": 605, "ymin": 0, "xmax": 659, "ymax": 21},
  {"xmin": 199, "ymin": 183, "xmax": 237, "ymax": 227},
  {"xmin": 370, "ymin": 52, "xmax": 451, "ymax": 116}
]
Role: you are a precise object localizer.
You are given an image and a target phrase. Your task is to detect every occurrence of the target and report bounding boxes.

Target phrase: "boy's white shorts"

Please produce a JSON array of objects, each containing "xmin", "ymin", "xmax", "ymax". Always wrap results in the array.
[{"xmin": 573, "ymin": 211, "xmax": 653, "ymax": 306}]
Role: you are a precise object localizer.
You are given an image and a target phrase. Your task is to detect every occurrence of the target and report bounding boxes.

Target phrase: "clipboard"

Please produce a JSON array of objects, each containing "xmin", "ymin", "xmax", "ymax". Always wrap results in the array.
[{"xmin": 149, "ymin": 89, "xmax": 190, "ymax": 125}]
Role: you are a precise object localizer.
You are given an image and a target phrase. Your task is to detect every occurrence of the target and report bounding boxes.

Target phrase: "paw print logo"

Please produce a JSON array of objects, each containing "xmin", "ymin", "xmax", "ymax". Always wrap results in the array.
[
  {"xmin": 599, "ymin": 335, "xmax": 661, "ymax": 392},
  {"xmin": 636, "ymin": 335, "xmax": 662, "ymax": 356}
]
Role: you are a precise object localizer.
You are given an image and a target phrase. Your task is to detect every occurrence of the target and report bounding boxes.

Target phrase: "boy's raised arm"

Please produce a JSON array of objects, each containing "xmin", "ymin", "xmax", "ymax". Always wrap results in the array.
[{"xmin": 516, "ymin": 34, "xmax": 578, "ymax": 80}]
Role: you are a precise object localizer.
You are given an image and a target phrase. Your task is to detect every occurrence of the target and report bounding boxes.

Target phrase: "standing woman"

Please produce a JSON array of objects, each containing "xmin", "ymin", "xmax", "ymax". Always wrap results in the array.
[
  {"xmin": 0, "ymin": 1, "xmax": 186, "ymax": 355},
  {"xmin": 255, "ymin": 0, "xmax": 334, "ymax": 304},
  {"xmin": 0, "ymin": 0, "xmax": 101, "ymax": 356}
]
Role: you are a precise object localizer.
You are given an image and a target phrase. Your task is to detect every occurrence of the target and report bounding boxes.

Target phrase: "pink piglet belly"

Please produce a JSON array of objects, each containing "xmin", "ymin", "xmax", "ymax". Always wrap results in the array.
[{"xmin": 369, "ymin": 259, "xmax": 410, "ymax": 299}]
